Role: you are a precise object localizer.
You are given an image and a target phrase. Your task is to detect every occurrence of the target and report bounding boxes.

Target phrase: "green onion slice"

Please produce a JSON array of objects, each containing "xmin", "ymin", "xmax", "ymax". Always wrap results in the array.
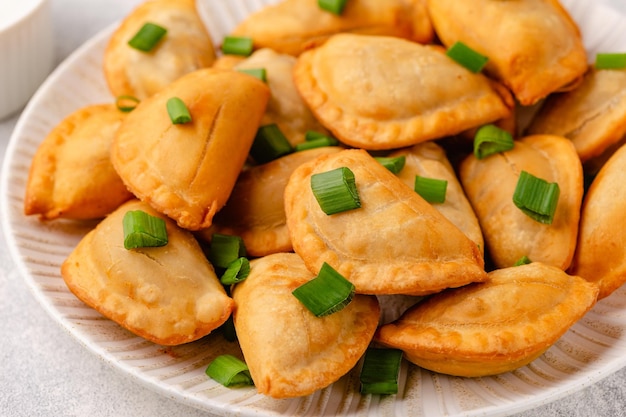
[
  {"xmin": 250, "ymin": 124, "xmax": 293, "ymax": 164},
  {"xmin": 311, "ymin": 167, "xmax": 361, "ymax": 215},
  {"xmin": 512, "ymin": 171, "xmax": 560, "ymax": 225},
  {"xmin": 166, "ymin": 97, "xmax": 192, "ymax": 124},
  {"xmin": 446, "ymin": 41, "xmax": 489, "ymax": 73},
  {"xmin": 595, "ymin": 52, "xmax": 626, "ymax": 70},
  {"xmin": 292, "ymin": 262, "xmax": 355, "ymax": 317},
  {"xmin": 122, "ymin": 210, "xmax": 168, "ymax": 250},
  {"xmin": 374, "ymin": 156, "xmax": 406, "ymax": 174},
  {"xmin": 513, "ymin": 255, "xmax": 532, "ymax": 266},
  {"xmin": 295, "ymin": 137, "xmax": 339, "ymax": 151},
  {"xmin": 128, "ymin": 22, "xmax": 167, "ymax": 52},
  {"xmin": 205, "ymin": 355, "xmax": 254, "ymax": 387},
  {"xmin": 208, "ymin": 234, "xmax": 247, "ymax": 269},
  {"xmin": 473, "ymin": 124, "xmax": 514, "ymax": 159},
  {"xmin": 237, "ymin": 67, "xmax": 267, "ymax": 82},
  {"xmin": 222, "ymin": 36, "xmax": 254, "ymax": 56},
  {"xmin": 220, "ymin": 315, "xmax": 237, "ymax": 342},
  {"xmin": 220, "ymin": 257, "xmax": 250, "ymax": 285},
  {"xmin": 318, "ymin": 0, "xmax": 348, "ymax": 15},
  {"xmin": 115, "ymin": 95, "xmax": 140, "ymax": 112},
  {"xmin": 359, "ymin": 348, "xmax": 403, "ymax": 395},
  {"xmin": 414, "ymin": 176, "xmax": 448, "ymax": 204}
]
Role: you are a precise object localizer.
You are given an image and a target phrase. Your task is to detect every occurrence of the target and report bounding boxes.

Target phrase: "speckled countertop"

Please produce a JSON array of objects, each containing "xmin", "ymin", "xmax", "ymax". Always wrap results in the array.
[{"xmin": 2, "ymin": 1, "xmax": 626, "ymax": 416}]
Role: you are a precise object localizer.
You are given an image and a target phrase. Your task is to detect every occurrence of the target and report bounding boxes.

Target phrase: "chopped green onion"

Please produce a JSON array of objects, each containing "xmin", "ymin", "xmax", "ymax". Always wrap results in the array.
[
  {"xmin": 128, "ymin": 23, "xmax": 167, "ymax": 52},
  {"xmin": 359, "ymin": 348, "xmax": 403, "ymax": 395},
  {"xmin": 311, "ymin": 167, "xmax": 361, "ymax": 215},
  {"xmin": 220, "ymin": 315, "xmax": 237, "ymax": 342},
  {"xmin": 414, "ymin": 176, "xmax": 448, "ymax": 204},
  {"xmin": 220, "ymin": 257, "xmax": 250, "ymax": 285},
  {"xmin": 208, "ymin": 233, "xmax": 247, "ymax": 269},
  {"xmin": 292, "ymin": 262, "xmax": 355, "ymax": 317},
  {"xmin": 374, "ymin": 156, "xmax": 406, "ymax": 174},
  {"xmin": 595, "ymin": 52, "xmax": 626, "ymax": 69},
  {"xmin": 222, "ymin": 36, "xmax": 254, "ymax": 56},
  {"xmin": 513, "ymin": 255, "xmax": 532, "ymax": 266},
  {"xmin": 446, "ymin": 41, "xmax": 489, "ymax": 73},
  {"xmin": 295, "ymin": 137, "xmax": 339, "ymax": 151},
  {"xmin": 512, "ymin": 171, "xmax": 560, "ymax": 225},
  {"xmin": 115, "ymin": 95, "xmax": 140, "ymax": 112},
  {"xmin": 250, "ymin": 124, "xmax": 293, "ymax": 164},
  {"xmin": 205, "ymin": 355, "xmax": 254, "ymax": 387},
  {"xmin": 166, "ymin": 97, "xmax": 192, "ymax": 124},
  {"xmin": 122, "ymin": 210, "xmax": 168, "ymax": 250},
  {"xmin": 305, "ymin": 130, "xmax": 334, "ymax": 142},
  {"xmin": 318, "ymin": 0, "xmax": 348, "ymax": 15},
  {"xmin": 237, "ymin": 67, "xmax": 267, "ymax": 82},
  {"xmin": 473, "ymin": 124, "xmax": 514, "ymax": 159}
]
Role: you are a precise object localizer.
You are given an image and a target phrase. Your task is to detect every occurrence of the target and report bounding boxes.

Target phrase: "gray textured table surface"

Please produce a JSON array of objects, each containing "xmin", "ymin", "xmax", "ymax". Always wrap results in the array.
[{"xmin": 2, "ymin": 1, "xmax": 626, "ymax": 416}]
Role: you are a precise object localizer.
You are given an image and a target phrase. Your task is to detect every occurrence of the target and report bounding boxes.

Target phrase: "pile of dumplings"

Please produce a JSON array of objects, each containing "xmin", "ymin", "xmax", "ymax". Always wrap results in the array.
[{"xmin": 23, "ymin": 0, "xmax": 626, "ymax": 399}]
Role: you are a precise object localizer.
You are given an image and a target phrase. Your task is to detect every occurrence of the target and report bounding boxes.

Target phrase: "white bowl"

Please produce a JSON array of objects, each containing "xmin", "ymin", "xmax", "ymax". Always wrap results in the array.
[{"xmin": 0, "ymin": 0, "xmax": 54, "ymax": 120}]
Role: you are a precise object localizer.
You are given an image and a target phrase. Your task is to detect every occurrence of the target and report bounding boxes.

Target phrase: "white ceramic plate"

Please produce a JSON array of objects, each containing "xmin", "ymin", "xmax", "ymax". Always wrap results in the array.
[{"xmin": 3, "ymin": 1, "xmax": 626, "ymax": 416}]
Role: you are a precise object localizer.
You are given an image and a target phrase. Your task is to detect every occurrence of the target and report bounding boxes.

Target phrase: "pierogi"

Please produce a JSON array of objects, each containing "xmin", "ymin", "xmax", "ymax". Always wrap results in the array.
[
  {"xmin": 459, "ymin": 134, "xmax": 583, "ymax": 270},
  {"xmin": 375, "ymin": 262, "xmax": 598, "ymax": 377},
  {"xmin": 61, "ymin": 200, "xmax": 234, "ymax": 346},
  {"xmin": 103, "ymin": 0, "xmax": 215, "ymax": 100},
  {"xmin": 232, "ymin": 252, "xmax": 380, "ymax": 398},
  {"xmin": 230, "ymin": 0, "xmax": 434, "ymax": 56},
  {"xmin": 293, "ymin": 34, "xmax": 513, "ymax": 150},
  {"xmin": 426, "ymin": 0, "xmax": 587, "ymax": 105},
  {"xmin": 111, "ymin": 68, "xmax": 270, "ymax": 231},
  {"xmin": 24, "ymin": 104, "xmax": 133, "ymax": 220},
  {"xmin": 284, "ymin": 149, "xmax": 487, "ymax": 296}
]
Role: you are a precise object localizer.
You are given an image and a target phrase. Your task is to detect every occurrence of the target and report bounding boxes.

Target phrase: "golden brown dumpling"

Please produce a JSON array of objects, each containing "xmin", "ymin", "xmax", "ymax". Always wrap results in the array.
[
  {"xmin": 527, "ymin": 67, "xmax": 626, "ymax": 162},
  {"xmin": 284, "ymin": 149, "xmax": 487, "ymax": 296},
  {"xmin": 24, "ymin": 104, "xmax": 133, "ymax": 220},
  {"xmin": 389, "ymin": 141, "xmax": 484, "ymax": 255},
  {"xmin": 232, "ymin": 252, "xmax": 380, "ymax": 398},
  {"xmin": 200, "ymin": 146, "xmax": 343, "ymax": 257},
  {"xmin": 426, "ymin": 0, "xmax": 587, "ymax": 106},
  {"xmin": 293, "ymin": 34, "xmax": 513, "ymax": 150},
  {"xmin": 459, "ymin": 134, "xmax": 583, "ymax": 270},
  {"xmin": 104, "ymin": 0, "xmax": 216, "ymax": 100},
  {"xmin": 234, "ymin": 48, "xmax": 329, "ymax": 146},
  {"xmin": 111, "ymin": 68, "xmax": 270, "ymax": 231},
  {"xmin": 375, "ymin": 262, "xmax": 598, "ymax": 377},
  {"xmin": 569, "ymin": 143, "xmax": 626, "ymax": 300},
  {"xmin": 230, "ymin": 0, "xmax": 434, "ymax": 56},
  {"xmin": 61, "ymin": 200, "xmax": 234, "ymax": 346}
]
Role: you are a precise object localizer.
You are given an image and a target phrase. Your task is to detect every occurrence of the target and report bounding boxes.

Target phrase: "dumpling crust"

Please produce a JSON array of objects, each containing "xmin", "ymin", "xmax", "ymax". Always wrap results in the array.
[
  {"xmin": 61, "ymin": 200, "xmax": 234, "ymax": 346},
  {"xmin": 284, "ymin": 149, "xmax": 487, "ymax": 296},
  {"xmin": 111, "ymin": 68, "xmax": 270, "ymax": 231},
  {"xmin": 232, "ymin": 252, "xmax": 380, "ymax": 398},
  {"xmin": 293, "ymin": 34, "xmax": 512, "ymax": 150},
  {"xmin": 104, "ymin": 0, "xmax": 216, "ymax": 99},
  {"xmin": 230, "ymin": 0, "xmax": 434, "ymax": 56},
  {"xmin": 375, "ymin": 262, "xmax": 598, "ymax": 377},
  {"xmin": 24, "ymin": 104, "xmax": 133, "ymax": 220},
  {"xmin": 459, "ymin": 134, "xmax": 583, "ymax": 270},
  {"xmin": 426, "ymin": 0, "xmax": 587, "ymax": 105}
]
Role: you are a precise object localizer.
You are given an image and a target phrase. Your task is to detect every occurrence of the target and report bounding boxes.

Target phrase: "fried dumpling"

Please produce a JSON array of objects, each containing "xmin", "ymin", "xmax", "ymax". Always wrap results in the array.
[
  {"xmin": 389, "ymin": 141, "xmax": 484, "ymax": 255},
  {"xmin": 459, "ymin": 134, "xmax": 583, "ymax": 270},
  {"xmin": 234, "ymin": 48, "xmax": 329, "ymax": 146},
  {"xmin": 24, "ymin": 104, "xmax": 133, "ymax": 220},
  {"xmin": 284, "ymin": 149, "xmax": 487, "ymax": 296},
  {"xmin": 200, "ymin": 146, "xmax": 343, "ymax": 257},
  {"xmin": 426, "ymin": 0, "xmax": 587, "ymax": 106},
  {"xmin": 375, "ymin": 262, "xmax": 598, "ymax": 377},
  {"xmin": 104, "ymin": 0, "xmax": 216, "ymax": 100},
  {"xmin": 293, "ymin": 34, "xmax": 513, "ymax": 150},
  {"xmin": 61, "ymin": 200, "xmax": 234, "ymax": 346},
  {"xmin": 569, "ymin": 143, "xmax": 626, "ymax": 300},
  {"xmin": 230, "ymin": 0, "xmax": 434, "ymax": 56},
  {"xmin": 527, "ymin": 67, "xmax": 626, "ymax": 163},
  {"xmin": 232, "ymin": 252, "xmax": 380, "ymax": 398},
  {"xmin": 111, "ymin": 68, "xmax": 270, "ymax": 231}
]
